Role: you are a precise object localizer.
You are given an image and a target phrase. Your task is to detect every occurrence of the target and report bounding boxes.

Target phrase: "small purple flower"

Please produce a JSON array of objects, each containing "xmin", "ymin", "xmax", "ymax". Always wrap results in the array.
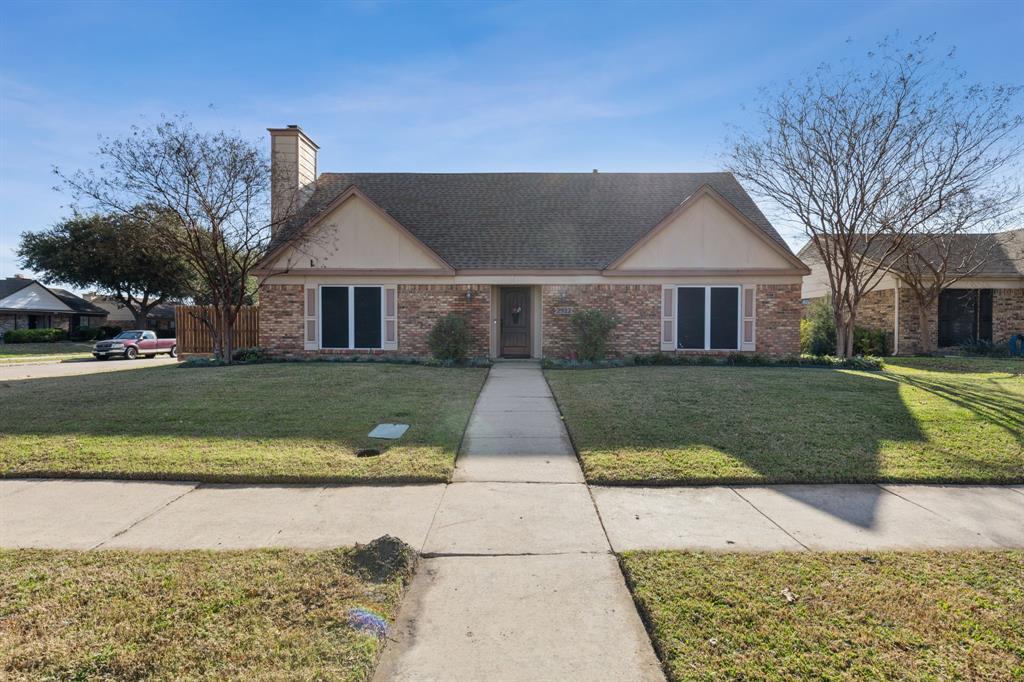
[{"xmin": 347, "ymin": 607, "xmax": 388, "ymax": 638}]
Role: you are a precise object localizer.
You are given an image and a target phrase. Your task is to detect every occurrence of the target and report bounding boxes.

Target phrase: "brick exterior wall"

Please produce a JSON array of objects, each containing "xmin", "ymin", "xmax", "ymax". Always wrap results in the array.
[
  {"xmin": 541, "ymin": 284, "xmax": 661, "ymax": 359},
  {"xmin": 259, "ymin": 284, "xmax": 305, "ymax": 357},
  {"xmin": 539, "ymin": 282, "xmax": 802, "ymax": 359},
  {"xmin": 993, "ymin": 288, "xmax": 1024, "ymax": 342},
  {"xmin": 856, "ymin": 288, "xmax": 896, "ymax": 350},
  {"xmin": 896, "ymin": 288, "xmax": 938, "ymax": 355},
  {"xmin": 0, "ymin": 313, "xmax": 72, "ymax": 338},
  {"xmin": 258, "ymin": 283, "xmax": 491, "ymax": 359},
  {"xmin": 397, "ymin": 284, "xmax": 491, "ymax": 358},
  {"xmin": 754, "ymin": 283, "xmax": 802, "ymax": 356},
  {"xmin": 259, "ymin": 281, "xmax": 807, "ymax": 359}
]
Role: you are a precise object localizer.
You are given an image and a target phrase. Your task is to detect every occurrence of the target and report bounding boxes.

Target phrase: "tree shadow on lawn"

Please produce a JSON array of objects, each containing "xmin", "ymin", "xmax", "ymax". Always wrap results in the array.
[
  {"xmin": 0, "ymin": 363, "xmax": 484, "ymax": 480},
  {"xmin": 556, "ymin": 365, "xmax": 1023, "ymax": 528}
]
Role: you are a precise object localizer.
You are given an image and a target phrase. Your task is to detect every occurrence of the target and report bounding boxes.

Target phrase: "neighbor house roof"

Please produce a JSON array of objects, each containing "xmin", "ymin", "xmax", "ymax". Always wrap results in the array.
[
  {"xmin": 0, "ymin": 277, "xmax": 34, "ymax": 300},
  {"xmin": 269, "ymin": 172, "xmax": 793, "ymax": 270},
  {"xmin": 798, "ymin": 228, "xmax": 1024, "ymax": 279},
  {"xmin": 49, "ymin": 288, "xmax": 111, "ymax": 316},
  {"xmin": 0, "ymin": 277, "xmax": 109, "ymax": 315}
]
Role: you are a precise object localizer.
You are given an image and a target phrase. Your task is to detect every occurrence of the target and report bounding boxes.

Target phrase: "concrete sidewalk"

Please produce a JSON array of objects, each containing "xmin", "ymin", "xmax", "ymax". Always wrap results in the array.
[
  {"xmin": 5, "ymin": 479, "xmax": 1020, "ymax": 553},
  {"xmin": 593, "ymin": 484, "xmax": 1024, "ymax": 552}
]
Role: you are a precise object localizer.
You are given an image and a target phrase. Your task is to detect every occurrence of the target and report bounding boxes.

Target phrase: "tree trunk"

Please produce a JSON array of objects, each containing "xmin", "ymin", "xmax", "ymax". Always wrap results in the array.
[
  {"xmin": 224, "ymin": 313, "xmax": 235, "ymax": 365},
  {"xmin": 133, "ymin": 308, "xmax": 148, "ymax": 330},
  {"xmin": 918, "ymin": 304, "xmax": 934, "ymax": 355}
]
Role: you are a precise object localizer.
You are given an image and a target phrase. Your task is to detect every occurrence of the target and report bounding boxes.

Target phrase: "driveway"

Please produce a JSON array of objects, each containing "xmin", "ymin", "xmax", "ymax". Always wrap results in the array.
[{"xmin": 0, "ymin": 356, "xmax": 178, "ymax": 381}]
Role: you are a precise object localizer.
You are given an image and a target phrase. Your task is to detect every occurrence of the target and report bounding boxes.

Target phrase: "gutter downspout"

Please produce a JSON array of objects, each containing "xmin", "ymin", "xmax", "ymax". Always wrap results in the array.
[{"xmin": 893, "ymin": 280, "xmax": 900, "ymax": 356}]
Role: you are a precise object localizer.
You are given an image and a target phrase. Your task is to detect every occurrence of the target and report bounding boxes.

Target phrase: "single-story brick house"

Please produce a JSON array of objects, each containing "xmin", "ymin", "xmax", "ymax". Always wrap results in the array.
[
  {"xmin": 84, "ymin": 293, "xmax": 178, "ymax": 335},
  {"xmin": 0, "ymin": 276, "xmax": 108, "ymax": 337},
  {"xmin": 256, "ymin": 126, "xmax": 810, "ymax": 360},
  {"xmin": 799, "ymin": 229, "xmax": 1024, "ymax": 354}
]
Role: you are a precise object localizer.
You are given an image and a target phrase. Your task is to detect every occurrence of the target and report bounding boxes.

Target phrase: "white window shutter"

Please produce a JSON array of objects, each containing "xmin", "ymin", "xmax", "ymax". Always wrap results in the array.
[
  {"xmin": 382, "ymin": 286, "xmax": 398, "ymax": 350},
  {"xmin": 303, "ymin": 285, "xmax": 318, "ymax": 350},
  {"xmin": 660, "ymin": 285, "xmax": 676, "ymax": 351},
  {"xmin": 741, "ymin": 286, "xmax": 756, "ymax": 351}
]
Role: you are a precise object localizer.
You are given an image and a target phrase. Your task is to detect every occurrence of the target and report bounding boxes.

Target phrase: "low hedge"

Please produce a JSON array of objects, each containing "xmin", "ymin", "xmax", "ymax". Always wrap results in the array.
[
  {"xmin": 543, "ymin": 352, "xmax": 884, "ymax": 371},
  {"xmin": 3, "ymin": 328, "xmax": 68, "ymax": 344},
  {"xmin": 180, "ymin": 353, "xmax": 493, "ymax": 369}
]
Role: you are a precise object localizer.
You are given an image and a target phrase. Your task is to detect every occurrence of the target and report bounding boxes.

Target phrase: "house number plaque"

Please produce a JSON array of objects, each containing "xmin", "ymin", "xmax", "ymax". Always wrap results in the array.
[{"xmin": 554, "ymin": 306, "xmax": 573, "ymax": 316}]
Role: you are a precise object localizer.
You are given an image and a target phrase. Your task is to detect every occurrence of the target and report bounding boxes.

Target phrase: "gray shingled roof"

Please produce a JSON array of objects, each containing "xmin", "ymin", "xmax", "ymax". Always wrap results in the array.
[
  {"xmin": 0, "ymin": 277, "xmax": 34, "ymax": 300},
  {"xmin": 49, "ymin": 288, "xmax": 111, "ymax": 316},
  {"xmin": 798, "ymin": 229, "xmax": 1024, "ymax": 278},
  {"xmin": 274, "ymin": 172, "xmax": 790, "ymax": 270}
]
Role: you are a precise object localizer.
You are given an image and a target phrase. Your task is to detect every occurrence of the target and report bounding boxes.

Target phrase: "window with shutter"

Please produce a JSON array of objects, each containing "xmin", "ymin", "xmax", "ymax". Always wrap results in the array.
[
  {"xmin": 319, "ymin": 285, "xmax": 392, "ymax": 350},
  {"xmin": 661, "ymin": 286, "xmax": 675, "ymax": 350},
  {"xmin": 742, "ymin": 286, "xmax": 756, "ymax": 350},
  {"xmin": 303, "ymin": 286, "xmax": 318, "ymax": 350},
  {"xmin": 675, "ymin": 285, "xmax": 741, "ymax": 351},
  {"xmin": 382, "ymin": 286, "xmax": 398, "ymax": 350}
]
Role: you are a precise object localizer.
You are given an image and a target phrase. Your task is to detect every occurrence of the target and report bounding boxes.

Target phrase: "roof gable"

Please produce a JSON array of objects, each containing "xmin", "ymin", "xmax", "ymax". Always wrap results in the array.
[
  {"xmin": 263, "ymin": 187, "xmax": 452, "ymax": 273},
  {"xmin": 607, "ymin": 185, "xmax": 809, "ymax": 273},
  {"xmin": 0, "ymin": 281, "xmax": 74, "ymax": 313},
  {"xmin": 266, "ymin": 172, "xmax": 796, "ymax": 271}
]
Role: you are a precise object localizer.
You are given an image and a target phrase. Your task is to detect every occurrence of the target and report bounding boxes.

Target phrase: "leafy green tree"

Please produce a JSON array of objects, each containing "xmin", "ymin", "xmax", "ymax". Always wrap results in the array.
[{"xmin": 18, "ymin": 206, "xmax": 194, "ymax": 329}]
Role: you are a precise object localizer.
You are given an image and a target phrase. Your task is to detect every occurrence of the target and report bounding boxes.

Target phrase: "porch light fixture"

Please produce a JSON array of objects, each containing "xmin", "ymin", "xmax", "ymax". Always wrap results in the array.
[{"xmin": 466, "ymin": 289, "xmax": 473, "ymax": 301}]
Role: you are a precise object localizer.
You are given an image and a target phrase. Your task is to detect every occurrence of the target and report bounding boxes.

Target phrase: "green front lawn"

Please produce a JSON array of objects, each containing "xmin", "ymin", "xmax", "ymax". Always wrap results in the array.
[
  {"xmin": 0, "ymin": 549, "xmax": 406, "ymax": 681},
  {"xmin": 0, "ymin": 363, "xmax": 487, "ymax": 482},
  {"xmin": 0, "ymin": 341, "xmax": 95, "ymax": 363},
  {"xmin": 545, "ymin": 357, "xmax": 1023, "ymax": 484},
  {"xmin": 621, "ymin": 551, "xmax": 1024, "ymax": 681}
]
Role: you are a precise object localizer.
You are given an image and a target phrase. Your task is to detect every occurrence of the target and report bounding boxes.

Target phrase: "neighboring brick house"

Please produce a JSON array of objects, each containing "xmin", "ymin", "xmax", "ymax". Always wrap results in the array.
[
  {"xmin": 256, "ymin": 126, "xmax": 809, "ymax": 360},
  {"xmin": 0, "ymin": 276, "xmax": 108, "ymax": 337},
  {"xmin": 799, "ymin": 229, "xmax": 1024, "ymax": 354},
  {"xmin": 84, "ymin": 294, "xmax": 179, "ymax": 335}
]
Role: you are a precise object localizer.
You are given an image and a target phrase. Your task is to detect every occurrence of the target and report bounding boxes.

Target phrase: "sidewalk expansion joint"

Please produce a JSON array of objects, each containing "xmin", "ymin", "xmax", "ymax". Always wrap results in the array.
[
  {"xmin": 420, "ymin": 550, "xmax": 612, "ymax": 559},
  {"xmin": 89, "ymin": 482, "xmax": 201, "ymax": 550},
  {"xmin": 729, "ymin": 486, "xmax": 810, "ymax": 551}
]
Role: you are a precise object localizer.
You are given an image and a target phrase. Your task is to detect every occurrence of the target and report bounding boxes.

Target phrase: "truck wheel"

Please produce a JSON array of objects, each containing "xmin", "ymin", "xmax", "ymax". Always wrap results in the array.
[
  {"xmin": 125, "ymin": 346, "xmax": 138, "ymax": 360},
  {"xmin": 169, "ymin": 345, "xmax": 178, "ymax": 358}
]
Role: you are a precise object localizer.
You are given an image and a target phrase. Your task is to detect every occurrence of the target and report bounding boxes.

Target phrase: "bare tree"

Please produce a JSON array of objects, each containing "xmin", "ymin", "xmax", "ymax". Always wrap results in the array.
[
  {"xmin": 58, "ymin": 116, "xmax": 307, "ymax": 362},
  {"xmin": 892, "ymin": 201, "xmax": 1018, "ymax": 353},
  {"xmin": 729, "ymin": 37, "xmax": 1023, "ymax": 356}
]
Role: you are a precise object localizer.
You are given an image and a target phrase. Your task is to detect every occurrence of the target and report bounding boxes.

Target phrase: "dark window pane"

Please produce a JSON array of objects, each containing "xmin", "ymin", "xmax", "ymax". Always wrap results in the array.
[
  {"xmin": 979, "ymin": 289, "xmax": 993, "ymax": 342},
  {"xmin": 354, "ymin": 287, "xmax": 382, "ymax": 348},
  {"xmin": 677, "ymin": 288, "xmax": 705, "ymax": 349},
  {"xmin": 321, "ymin": 287, "xmax": 349, "ymax": 348},
  {"xmin": 709, "ymin": 287, "xmax": 739, "ymax": 349},
  {"xmin": 938, "ymin": 289, "xmax": 978, "ymax": 347}
]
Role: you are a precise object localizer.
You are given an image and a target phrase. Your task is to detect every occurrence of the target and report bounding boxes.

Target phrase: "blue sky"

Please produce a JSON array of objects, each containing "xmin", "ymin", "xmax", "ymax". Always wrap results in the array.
[{"xmin": 1, "ymin": 0, "xmax": 1021, "ymax": 281}]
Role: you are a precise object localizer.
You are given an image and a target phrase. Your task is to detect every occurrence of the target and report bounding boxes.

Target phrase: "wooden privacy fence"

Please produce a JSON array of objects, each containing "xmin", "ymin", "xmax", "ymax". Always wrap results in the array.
[{"xmin": 174, "ymin": 305, "xmax": 259, "ymax": 354}]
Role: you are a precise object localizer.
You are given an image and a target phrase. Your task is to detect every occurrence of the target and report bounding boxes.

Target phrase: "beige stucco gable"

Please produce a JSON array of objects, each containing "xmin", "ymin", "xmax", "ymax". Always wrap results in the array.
[
  {"xmin": 611, "ymin": 193, "xmax": 798, "ymax": 271},
  {"xmin": 268, "ymin": 193, "xmax": 450, "ymax": 272},
  {"xmin": 0, "ymin": 282, "xmax": 73, "ymax": 312}
]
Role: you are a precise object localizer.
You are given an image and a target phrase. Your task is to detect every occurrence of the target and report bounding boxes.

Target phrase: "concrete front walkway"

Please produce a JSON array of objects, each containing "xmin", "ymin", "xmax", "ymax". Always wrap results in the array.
[{"xmin": 375, "ymin": 361, "xmax": 664, "ymax": 681}]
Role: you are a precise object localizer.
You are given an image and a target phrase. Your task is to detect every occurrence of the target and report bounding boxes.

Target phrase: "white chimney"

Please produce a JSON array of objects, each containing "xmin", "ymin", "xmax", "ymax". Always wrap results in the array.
[{"xmin": 268, "ymin": 124, "xmax": 319, "ymax": 230}]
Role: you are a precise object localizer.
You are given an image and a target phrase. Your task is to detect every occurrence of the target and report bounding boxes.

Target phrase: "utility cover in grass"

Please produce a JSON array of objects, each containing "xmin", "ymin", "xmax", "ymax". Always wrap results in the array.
[{"xmin": 368, "ymin": 423, "xmax": 409, "ymax": 439}]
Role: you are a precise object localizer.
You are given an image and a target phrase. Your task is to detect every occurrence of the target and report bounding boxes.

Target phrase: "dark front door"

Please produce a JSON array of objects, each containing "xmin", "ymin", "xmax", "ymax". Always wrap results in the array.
[{"xmin": 500, "ymin": 287, "xmax": 531, "ymax": 357}]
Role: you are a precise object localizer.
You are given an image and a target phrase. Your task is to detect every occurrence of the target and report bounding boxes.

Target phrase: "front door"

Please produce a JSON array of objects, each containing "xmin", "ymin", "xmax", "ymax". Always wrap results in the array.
[{"xmin": 500, "ymin": 287, "xmax": 531, "ymax": 357}]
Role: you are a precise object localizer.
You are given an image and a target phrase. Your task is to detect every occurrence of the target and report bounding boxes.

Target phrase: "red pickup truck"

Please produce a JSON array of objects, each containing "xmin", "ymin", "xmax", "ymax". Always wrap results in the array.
[{"xmin": 93, "ymin": 330, "xmax": 178, "ymax": 360}]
